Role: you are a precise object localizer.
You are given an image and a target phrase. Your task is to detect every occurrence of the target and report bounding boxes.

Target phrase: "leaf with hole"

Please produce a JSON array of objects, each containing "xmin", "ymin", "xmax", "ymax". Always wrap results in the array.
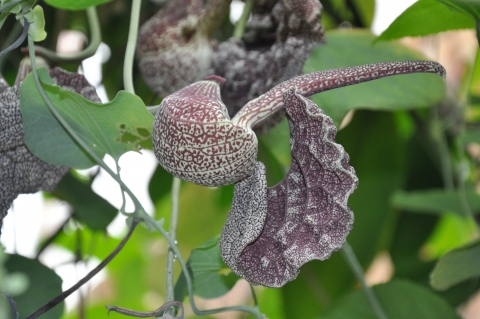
[{"xmin": 20, "ymin": 67, "xmax": 154, "ymax": 169}]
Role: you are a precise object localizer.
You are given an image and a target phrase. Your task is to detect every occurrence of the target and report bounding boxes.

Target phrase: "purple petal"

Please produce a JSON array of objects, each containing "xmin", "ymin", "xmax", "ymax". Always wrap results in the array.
[{"xmin": 220, "ymin": 88, "xmax": 358, "ymax": 287}]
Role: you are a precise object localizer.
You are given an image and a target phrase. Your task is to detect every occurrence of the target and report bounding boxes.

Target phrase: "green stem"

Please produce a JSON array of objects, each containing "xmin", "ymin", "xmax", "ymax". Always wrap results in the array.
[
  {"xmin": 165, "ymin": 177, "xmax": 181, "ymax": 315},
  {"xmin": 141, "ymin": 213, "xmax": 264, "ymax": 319},
  {"xmin": 27, "ymin": 35, "xmax": 143, "ymax": 212},
  {"xmin": 341, "ymin": 242, "xmax": 388, "ymax": 319},
  {"xmin": 0, "ymin": 0, "xmax": 23, "ymax": 13},
  {"xmin": 34, "ymin": 7, "xmax": 101, "ymax": 63},
  {"xmin": 123, "ymin": 0, "xmax": 141, "ymax": 94},
  {"xmin": 233, "ymin": 0, "xmax": 253, "ymax": 38}
]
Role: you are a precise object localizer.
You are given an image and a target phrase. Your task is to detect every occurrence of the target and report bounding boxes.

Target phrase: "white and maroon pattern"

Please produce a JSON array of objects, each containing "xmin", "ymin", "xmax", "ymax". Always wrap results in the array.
[
  {"xmin": 232, "ymin": 60, "xmax": 446, "ymax": 128},
  {"xmin": 211, "ymin": 0, "xmax": 326, "ymax": 132},
  {"xmin": 152, "ymin": 77, "xmax": 257, "ymax": 187},
  {"xmin": 220, "ymin": 89, "xmax": 357, "ymax": 287},
  {"xmin": 137, "ymin": 0, "xmax": 230, "ymax": 97}
]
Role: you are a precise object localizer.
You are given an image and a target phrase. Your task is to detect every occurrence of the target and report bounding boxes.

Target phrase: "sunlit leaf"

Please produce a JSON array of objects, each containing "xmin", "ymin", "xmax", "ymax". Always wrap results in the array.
[
  {"xmin": 20, "ymin": 67, "xmax": 154, "ymax": 169},
  {"xmin": 304, "ymin": 30, "xmax": 446, "ymax": 125},
  {"xmin": 437, "ymin": 0, "xmax": 480, "ymax": 21},
  {"xmin": 5, "ymin": 254, "xmax": 64, "ymax": 319},
  {"xmin": 44, "ymin": 0, "xmax": 112, "ymax": 10},
  {"xmin": 377, "ymin": 0, "xmax": 475, "ymax": 42},
  {"xmin": 391, "ymin": 189, "xmax": 480, "ymax": 216},
  {"xmin": 323, "ymin": 280, "xmax": 459, "ymax": 319},
  {"xmin": 52, "ymin": 172, "xmax": 118, "ymax": 231},
  {"xmin": 430, "ymin": 239, "xmax": 480, "ymax": 291}
]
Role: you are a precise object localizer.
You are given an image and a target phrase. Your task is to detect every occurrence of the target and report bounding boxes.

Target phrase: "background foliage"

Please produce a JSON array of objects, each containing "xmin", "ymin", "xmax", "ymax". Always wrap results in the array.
[{"xmin": 1, "ymin": 0, "xmax": 480, "ymax": 318}]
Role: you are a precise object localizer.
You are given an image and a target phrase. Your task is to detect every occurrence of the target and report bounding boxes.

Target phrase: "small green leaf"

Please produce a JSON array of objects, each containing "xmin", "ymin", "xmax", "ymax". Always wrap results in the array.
[
  {"xmin": 430, "ymin": 239, "xmax": 480, "ymax": 291},
  {"xmin": 377, "ymin": 0, "xmax": 475, "ymax": 42},
  {"xmin": 176, "ymin": 236, "xmax": 239, "ymax": 299},
  {"xmin": 391, "ymin": 189, "xmax": 480, "ymax": 216},
  {"xmin": 52, "ymin": 172, "xmax": 118, "ymax": 231},
  {"xmin": 323, "ymin": 280, "xmax": 459, "ymax": 319},
  {"xmin": 27, "ymin": 5, "xmax": 47, "ymax": 41},
  {"xmin": 20, "ymin": 67, "xmax": 154, "ymax": 169},
  {"xmin": 44, "ymin": 0, "xmax": 112, "ymax": 10},
  {"xmin": 5, "ymin": 254, "xmax": 64, "ymax": 319},
  {"xmin": 304, "ymin": 30, "xmax": 446, "ymax": 125}
]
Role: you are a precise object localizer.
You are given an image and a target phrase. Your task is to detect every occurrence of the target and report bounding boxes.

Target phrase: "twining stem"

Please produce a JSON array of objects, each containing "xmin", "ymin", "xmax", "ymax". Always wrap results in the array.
[
  {"xmin": 341, "ymin": 242, "xmax": 388, "ymax": 319},
  {"xmin": 233, "ymin": 0, "xmax": 253, "ymax": 38},
  {"xmin": 107, "ymin": 301, "xmax": 183, "ymax": 318},
  {"xmin": 34, "ymin": 7, "xmax": 101, "ymax": 63},
  {"xmin": 123, "ymin": 0, "xmax": 141, "ymax": 94},
  {"xmin": 0, "ymin": 0, "xmax": 23, "ymax": 13},
  {"xmin": 25, "ymin": 220, "xmax": 139, "ymax": 319},
  {"xmin": 2, "ymin": 293, "xmax": 18, "ymax": 319},
  {"xmin": 0, "ymin": 18, "xmax": 29, "ymax": 58},
  {"xmin": 165, "ymin": 177, "xmax": 181, "ymax": 315}
]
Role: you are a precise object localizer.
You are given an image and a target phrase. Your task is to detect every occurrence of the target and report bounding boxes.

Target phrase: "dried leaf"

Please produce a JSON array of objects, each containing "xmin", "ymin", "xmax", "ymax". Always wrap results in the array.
[
  {"xmin": 220, "ymin": 88, "xmax": 358, "ymax": 287},
  {"xmin": 0, "ymin": 67, "xmax": 100, "ymax": 235}
]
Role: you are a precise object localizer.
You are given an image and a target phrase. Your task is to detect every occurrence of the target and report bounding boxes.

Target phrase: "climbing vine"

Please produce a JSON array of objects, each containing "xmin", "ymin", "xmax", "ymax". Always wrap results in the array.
[{"xmin": 1, "ymin": 1, "xmax": 479, "ymax": 319}]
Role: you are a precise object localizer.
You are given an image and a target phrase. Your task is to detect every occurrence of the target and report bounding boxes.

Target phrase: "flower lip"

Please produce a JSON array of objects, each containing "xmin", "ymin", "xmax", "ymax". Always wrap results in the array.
[{"xmin": 205, "ymin": 75, "xmax": 226, "ymax": 86}]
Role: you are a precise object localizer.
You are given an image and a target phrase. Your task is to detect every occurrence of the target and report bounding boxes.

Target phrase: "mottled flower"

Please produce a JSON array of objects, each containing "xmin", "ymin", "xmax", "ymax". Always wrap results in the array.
[
  {"xmin": 137, "ymin": 0, "xmax": 231, "ymax": 96},
  {"xmin": 220, "ymin": 89, "xmax": 357, "ymax": 287},
  {"xmin": 152, "ymin": 60, "xmax": 446, "ymax": 286},
  {"xmin": 211, "ymin": 0, "xmax": 326, "ymax": 132}
]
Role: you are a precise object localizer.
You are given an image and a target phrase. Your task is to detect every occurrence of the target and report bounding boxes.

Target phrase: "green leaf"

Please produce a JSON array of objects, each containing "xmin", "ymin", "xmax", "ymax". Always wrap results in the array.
[
  {"xmin": 5, "ymin": 254, "xmax": 64, "ymax": 319},
  {"xmin": 27, "ymin": 5, "xmax": 47, "ymax": 41},
  {"xmin": 352, "ymin": 0, "xmax": 375, "ymax": 27},
  {"xmin": 304, "ymin": 30, "xmax": 446, "ymax": 125},
  {"xmin": 462, "ymin": 128, "xmax": 480, "ymax": 144},
  {"xmin": 44, "ymin": 0, "xmax": 112, "ymax": 10},
  {"xmin": 437, "ymin": 0, "xmax": 480, "ymax": 21},
  {"xmin": 430, "ymin": 239, "xmax": 480, "ymax": 291},
  {"xmin": 377, "ymin": 0, "xmax": 475, "ymax": 42},
  {"xmin": 148, "ymin": 165, "xmax": 173, "ymax": 205},
  {"xmin": 391, "ymin": 189, "xmax": 480, "ymax": 216},
  {"xmin": 177, "ymin": 236, "xmax": 239, "ymax": 299},
  {"xmin": 52, "ymin": 172, "xmax": 118, "ymax": 231},
  {"xmin": 323, "ymin": 280, "xmax": 460, "ymax": 319},
  {"xmin": 20, "ymin": 67, "xmax": 154, "ymax": 169}
]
